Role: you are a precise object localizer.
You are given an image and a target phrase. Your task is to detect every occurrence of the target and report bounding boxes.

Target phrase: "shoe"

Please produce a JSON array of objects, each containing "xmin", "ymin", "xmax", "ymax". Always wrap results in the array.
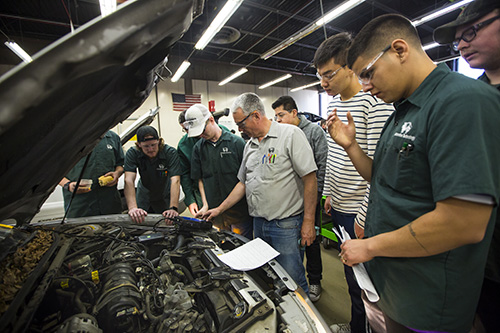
[
  {"xmin": 330, "ymin": 323, "xmax": 351, "ymax": 333},
  {"xmin": 309, "ymin": 284, "xmax": 322, "ymax": 302}
]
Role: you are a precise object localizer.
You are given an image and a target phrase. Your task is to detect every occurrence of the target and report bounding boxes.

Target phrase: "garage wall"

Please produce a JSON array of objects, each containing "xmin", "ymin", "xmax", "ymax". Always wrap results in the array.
[{"xmin": 115, "ymin": 78, "xmax": 322, "ymax": 151}]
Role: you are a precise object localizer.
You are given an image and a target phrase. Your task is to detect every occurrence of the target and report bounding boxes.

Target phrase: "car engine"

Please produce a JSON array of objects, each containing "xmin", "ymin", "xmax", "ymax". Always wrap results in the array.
[{"xmin": 0, "ymin": 216, "xmax": 327, "ymax": 333}]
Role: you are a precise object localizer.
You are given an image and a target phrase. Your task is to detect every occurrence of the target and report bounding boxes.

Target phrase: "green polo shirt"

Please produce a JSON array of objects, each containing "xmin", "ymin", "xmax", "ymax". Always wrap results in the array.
[
  {"xmin": 177, "ymin": 134, "xmax": 202, "ymax": 207},
  {"xmin": 124, "ymin": 143, "xmax": 181, "ymax": 212},
  {"xmin": 191, "ymin": 129, "xmax": 246, "ymax": 211},
  {"xmin": 478, "ymin": 72, "xmax": 500, "ymax": 285},
  {"xmin": 365, "ymin": 64, "xmax": 500, "ymax": 332},
  {"xmin": 63, "ymin": 130, "xmax": 124, "ymax": 217}
]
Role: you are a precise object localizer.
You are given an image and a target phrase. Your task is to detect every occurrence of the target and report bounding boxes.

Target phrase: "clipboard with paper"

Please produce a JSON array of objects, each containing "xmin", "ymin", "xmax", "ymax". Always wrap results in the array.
[{"xmin": 333, "ymin": 225, "xmax": 380, "ymax": 302}]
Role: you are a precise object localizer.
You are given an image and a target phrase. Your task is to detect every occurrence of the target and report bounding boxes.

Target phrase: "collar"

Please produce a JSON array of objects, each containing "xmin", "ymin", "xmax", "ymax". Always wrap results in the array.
[
  {"xmin": 249, "ymin": 120, "xmax": 278, "ymax": 145},
  {"xmin": 394, "ymin": 64, "xmax": 450, "ymax": 110},
  {"xmin": 297, "ymin": 115, "xmax": 309, "ymax": 129}
]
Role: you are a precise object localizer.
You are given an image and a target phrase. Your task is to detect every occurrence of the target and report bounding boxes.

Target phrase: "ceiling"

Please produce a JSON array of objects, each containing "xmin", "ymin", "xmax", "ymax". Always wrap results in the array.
[{"xmin": 0, "ymin": 0, "xmax": 461, "ymax": 83}]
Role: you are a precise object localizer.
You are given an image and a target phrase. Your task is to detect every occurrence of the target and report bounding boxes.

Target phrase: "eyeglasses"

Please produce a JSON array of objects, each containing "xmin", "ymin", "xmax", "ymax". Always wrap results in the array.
[
  {"xmin": 452, "ymin": 15, "xmax": 500, "ymax": 51},
  {"xmin": 357, "ymin": 45, "xmax": 391, "ymax": 85},
  {"xmin": 316, "ymin": 65, "xmax": 345, "ymax": 81},
  {"xmin": 235, "ymin": 111, "xmax": 257, "ymax": 128}
]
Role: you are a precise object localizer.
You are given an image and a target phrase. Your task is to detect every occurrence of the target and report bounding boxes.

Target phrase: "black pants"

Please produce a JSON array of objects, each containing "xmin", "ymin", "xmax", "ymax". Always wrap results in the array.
[
  {"xmin": 331, "ymin": 208, "xmax": 367, "ymax": 333},
  {"xmin": 476, "ymin": 277, "xmax": 500, "ymax": 332},
  {"xmin": 306, "ymin": 194, "xmax": 323, "ymax": 284}
]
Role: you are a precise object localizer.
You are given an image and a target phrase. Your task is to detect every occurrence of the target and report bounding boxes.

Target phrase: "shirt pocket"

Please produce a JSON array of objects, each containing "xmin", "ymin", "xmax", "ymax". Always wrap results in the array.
[{"xmin": 378, "ymin": 136, "xmax": 416, "ymax": 194}]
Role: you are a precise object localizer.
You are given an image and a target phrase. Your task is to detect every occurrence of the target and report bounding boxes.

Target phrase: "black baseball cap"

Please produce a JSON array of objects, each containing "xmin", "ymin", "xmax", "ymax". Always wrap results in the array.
[
  {"xmin": 136, "ymin": 125, "xmax": 159, "ymax": 142},
  {"xmin": 434, "ymin": 0, "xmax": 500, "ymax": 44}
]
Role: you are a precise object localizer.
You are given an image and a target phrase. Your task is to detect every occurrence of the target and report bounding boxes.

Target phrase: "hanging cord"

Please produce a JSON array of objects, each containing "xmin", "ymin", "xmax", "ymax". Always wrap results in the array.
[
  {"xmin": 319, "ymin": 0, "xmax": 327, "ymax": 40},
  {"xmin": 155, "ymin": 85, "xmax": 161, "ymax": 137},
  {"xmin": 60, "ymin": 152, "xmax": 93, "ymax": 224}
]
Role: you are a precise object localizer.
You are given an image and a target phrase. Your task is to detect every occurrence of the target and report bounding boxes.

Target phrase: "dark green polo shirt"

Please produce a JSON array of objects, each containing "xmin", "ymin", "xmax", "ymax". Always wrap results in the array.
[
  {"xmin": 191, "ymin": 129, "xmax": 246, "ymax": 210},
  {"xmin": 124, "ymin": 143, "xmax": 181, "ymax": 212},
  {"xmin": 478, "ymin": 72, "xmax": 500, "ymax": 285},
  {"xmin": 177, "ymin": 134, "xmax": 202, "ymax": 207},
  {"xmin": 365, "ymin": 64, "xmax": 500, "ymax": 332},
  {"xmin": 63, "ymin": 130, "xmax": 124, "ymax": 217}
]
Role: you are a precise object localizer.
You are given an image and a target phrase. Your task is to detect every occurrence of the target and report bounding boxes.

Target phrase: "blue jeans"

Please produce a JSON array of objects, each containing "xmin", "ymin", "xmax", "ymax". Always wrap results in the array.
[
  {"xmin": 253, "ymin": 215, "xmax": 309, "ymax": 295},
  {"xmin": 330, "ymin": 208, "xmax": 367, "ymax": 333}
]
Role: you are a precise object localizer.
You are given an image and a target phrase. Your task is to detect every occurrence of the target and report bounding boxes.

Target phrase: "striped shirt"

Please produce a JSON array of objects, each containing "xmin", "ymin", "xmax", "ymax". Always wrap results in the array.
[{"xmin": 323, "ymin": 91, "xmax": 394, "ymax": 228}]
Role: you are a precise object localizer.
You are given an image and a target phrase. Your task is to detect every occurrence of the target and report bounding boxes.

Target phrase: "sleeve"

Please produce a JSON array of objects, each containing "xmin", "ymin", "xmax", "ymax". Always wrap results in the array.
[
  {"xmin": 428, "ymin": 89, "xmax": 500, "ymax": 203},
  {"xmin": 124, "ymin": 148, "xmax": 139, "ymax": 172},
  {"xmin": 177, "ymin": 142, "xmax": 195, "ymax": 206},
  {"xmin": 165, "ymin": 145, "xmax": 181, "ymax": 177},
  {"xmin": 312, "ymin": 127, "xmax": 328, "ymax": 193},
  {"xmin": 111, "ymin": 131, "xmax": 124, "ymax": 167},
  {"xmin": 289, "ymin": 127, "xmax": 317, "ymax": 177},
  {"xmin": 235, "ymin": 136, "xmax": 246, "ymax": 163},
  {"xmin": 237, "ymin": 143, "xmax": 250, "ymax": 183},
  {"xmin": 190, "ymin": 141, "xmax": 202, "ymax": 181}
]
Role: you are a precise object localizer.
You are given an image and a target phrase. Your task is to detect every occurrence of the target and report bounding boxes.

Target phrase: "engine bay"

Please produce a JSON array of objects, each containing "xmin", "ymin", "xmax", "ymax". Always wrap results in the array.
[{"xmin": 0, "ymin": 217, "xmax": 326, "ymax": 333}]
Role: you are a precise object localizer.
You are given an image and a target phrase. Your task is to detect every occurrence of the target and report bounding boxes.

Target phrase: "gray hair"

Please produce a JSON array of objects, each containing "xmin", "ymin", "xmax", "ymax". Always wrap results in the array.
[{"xmin": 231, "ymin": 92, "xmax": 266, "ymax": 116}]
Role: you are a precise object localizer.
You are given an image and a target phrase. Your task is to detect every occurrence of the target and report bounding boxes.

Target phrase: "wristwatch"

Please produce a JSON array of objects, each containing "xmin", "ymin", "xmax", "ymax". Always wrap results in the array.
[
  {"xmin": 169, "ymin": 206, "xmax": 178, "ymax": 212},
  {"xmin": 63, "ymin": 181, "xmax": 71, "ymax": 191}
]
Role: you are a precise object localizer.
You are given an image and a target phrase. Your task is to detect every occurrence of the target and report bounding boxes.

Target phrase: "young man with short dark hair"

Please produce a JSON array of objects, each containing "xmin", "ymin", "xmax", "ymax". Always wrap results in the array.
[{"xmin": 328, "ymin": 13, "xmax": 500, "ymax": 332}]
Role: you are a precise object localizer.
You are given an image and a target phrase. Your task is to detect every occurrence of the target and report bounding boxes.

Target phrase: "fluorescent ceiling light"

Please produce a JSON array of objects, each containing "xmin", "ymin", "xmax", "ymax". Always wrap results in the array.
[
  {"xmin": 99, "ymin": 0, "xmax": 117, "ymax": 17},
  {"xmin": 195, "ymin": 0, "xmax": 244, "ymax": 50},
  {"xmin": 219, "ymin": 68, "xmax": 248, "ymax": 86},
  {"xmin": 258, "ymin": 74, "xmax": 292, "ymax": 89},
  {"xmin": 290, "ymin": 81, "xmax": 321, "ymax": 92},
  {"xmin": 171, "ymin": 60, "xmax": 191, "ymax": 82},
  {"xmin": 261, "ymin": 0, "xmax": 364, "ymax": 60},
  {"xmin": 315, "ymin": 0, "xmax": 365, "ymax": 26},
  {"xmin": 4, "ymin": 41, "xmax": 32, "ymax": 63},
  {"xmin": 412, "ymin": 0, "xmax": 473, "ymax": 26},
  {"xmin": 423, "ymin": 42, "xmax": 440, "ymax": 51}
]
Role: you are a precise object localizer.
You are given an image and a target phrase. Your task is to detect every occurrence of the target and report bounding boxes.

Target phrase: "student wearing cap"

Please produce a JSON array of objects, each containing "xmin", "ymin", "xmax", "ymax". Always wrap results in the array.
[
  {"xmin": 328, "ymin": 14, "xmax": 500, "ymax": 332},
  {"xmin": 434, "ymin": 1, "xmax": 500, "ymax": 330},
  {"xmin": 177, "ymin": 110, "xmax": 204, "ymax": 216},
  {"xmin": 59, "ymin": 130, "xmax": 124, "ymax": 217},
  {"xmin": 186, "ymin": 104, "xmax": 253, "ymax": 239},
  {"xmin": 124, "ymin": 126, "xmax": 181, "ymax": 223}
]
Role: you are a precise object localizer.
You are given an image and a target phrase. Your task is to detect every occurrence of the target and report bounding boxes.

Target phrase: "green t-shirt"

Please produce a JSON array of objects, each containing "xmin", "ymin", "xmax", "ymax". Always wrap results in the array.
[
  {"xmin": 191, "ymin": 129, "xmax": 246, "ymax": 210},
  {"xmin": 124, "ymin": 143, "xmax": 181, "ymax": 212},
  {"xmin": 366, "ymin": 64, "xmax": 500, "ymax": 332},
  {"xmin": 63, "ymin": 130, "xmax": 124, "ymax": 217}
]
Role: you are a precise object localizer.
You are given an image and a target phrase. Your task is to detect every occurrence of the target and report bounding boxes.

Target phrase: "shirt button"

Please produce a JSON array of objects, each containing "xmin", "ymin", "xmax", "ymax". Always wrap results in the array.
[{"xmin": 395, "ymin": 121, "xmax": 399, "ymax": 126}]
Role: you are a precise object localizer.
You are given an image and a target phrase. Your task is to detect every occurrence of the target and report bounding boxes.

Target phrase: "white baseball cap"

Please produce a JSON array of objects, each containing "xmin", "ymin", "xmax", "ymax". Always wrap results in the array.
[{"xmin": 184, "ymin": 104, "xmax": 211, "ymax": 137}]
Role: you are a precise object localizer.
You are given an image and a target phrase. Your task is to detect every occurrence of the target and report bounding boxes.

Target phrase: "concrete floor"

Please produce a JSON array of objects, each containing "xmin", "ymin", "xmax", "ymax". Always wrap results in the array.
[{"xmin": 313, "ymin": 242, "xmax": 352, "ymax": 327}]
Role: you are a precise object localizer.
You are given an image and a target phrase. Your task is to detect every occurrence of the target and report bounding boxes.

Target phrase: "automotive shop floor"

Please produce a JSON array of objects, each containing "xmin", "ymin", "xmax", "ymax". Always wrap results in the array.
[{"xmin": 180, "ymin": 210, "xmax": 351, "ymax": 327}]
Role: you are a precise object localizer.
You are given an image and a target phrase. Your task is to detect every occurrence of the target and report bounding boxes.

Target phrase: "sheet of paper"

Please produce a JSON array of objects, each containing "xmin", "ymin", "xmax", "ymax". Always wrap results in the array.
[
  {"xmin": 217, "ymin": 237, "xmax": 280, "ymax": 271},
  {"xmin": 333, "ymin": 226, "xmax": 380, "ymax": 302}
]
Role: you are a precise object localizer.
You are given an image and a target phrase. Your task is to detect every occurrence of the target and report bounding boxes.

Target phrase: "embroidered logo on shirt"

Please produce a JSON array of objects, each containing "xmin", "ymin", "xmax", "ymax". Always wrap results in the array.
[
  {"xmin": 394, "ymin": 121, "xmax": 416, "ymax": 141},
  {"xmin": 107, "ymin": 144, "xmax": 113, "ymax": 149},
  {"xmin": 220, "ymin": 146, "xmax": 232, "ymax": 158}
]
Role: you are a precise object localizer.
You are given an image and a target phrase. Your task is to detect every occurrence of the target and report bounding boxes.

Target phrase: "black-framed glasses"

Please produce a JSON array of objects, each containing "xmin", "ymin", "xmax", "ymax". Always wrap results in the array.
[
  {"xmin": 235, "ymin": 111, "xmax": 257, "ymax": 128},
  {"xmin": 316, "ymin": 65, "xmax": 345, "ymax": 81},
  {"xmin": 452, "ymin": 15, "xmax": 500, "ymax": 51},
  {"xmin": 357, "ymin": 45, "xmax": 391, "ymax": 85}
]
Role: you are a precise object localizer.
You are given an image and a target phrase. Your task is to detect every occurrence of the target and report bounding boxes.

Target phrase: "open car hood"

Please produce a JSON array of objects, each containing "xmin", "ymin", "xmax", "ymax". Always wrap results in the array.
[{"xmin": 0, "ymin": 0, "xmax": 203, "ymax": 226}]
